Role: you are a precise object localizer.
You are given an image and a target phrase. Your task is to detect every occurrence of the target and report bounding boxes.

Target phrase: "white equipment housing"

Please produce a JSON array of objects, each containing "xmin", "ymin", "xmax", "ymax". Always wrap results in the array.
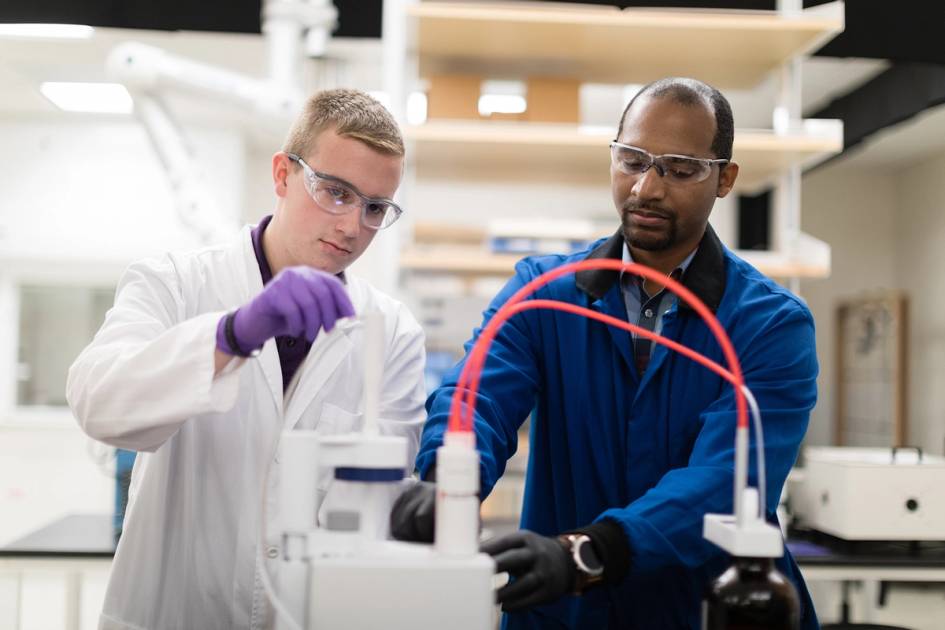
[
  {"xmin": 308, "ymin": 537, "xmax": 494, "ymax": 628},
  {"xmin": 277, "ymin": 431, "xmax": 495, "ymax": 630},
  {"xmin": 795, "ymin": 446, "xmax": 945, "ymax": 541},
  {"xmin": 272, "ymin": 311, "xmax": 495, "ymax": 630}
]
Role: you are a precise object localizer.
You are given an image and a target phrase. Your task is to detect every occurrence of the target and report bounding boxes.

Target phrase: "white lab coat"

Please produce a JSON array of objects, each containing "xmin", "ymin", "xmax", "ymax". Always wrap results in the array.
[{"xmin": 66, "ymin": 224, "xmax": 427, "ymax": 630}]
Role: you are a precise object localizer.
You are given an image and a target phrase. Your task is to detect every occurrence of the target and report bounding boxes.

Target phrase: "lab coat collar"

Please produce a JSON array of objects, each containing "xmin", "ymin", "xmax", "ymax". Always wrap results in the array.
[{"xmin": 575, "ymin": 224, "xmax": 726, "ymax": 313}]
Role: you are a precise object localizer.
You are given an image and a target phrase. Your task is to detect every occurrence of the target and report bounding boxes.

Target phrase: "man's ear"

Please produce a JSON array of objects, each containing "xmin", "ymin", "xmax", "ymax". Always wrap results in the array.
[
  {"xmin": 272, "ymin": 152, "xmax": 292, "ymax": 198},
  {"xmin": 716, "ymin": 162, "xmax": 739, "ymax": 198}
]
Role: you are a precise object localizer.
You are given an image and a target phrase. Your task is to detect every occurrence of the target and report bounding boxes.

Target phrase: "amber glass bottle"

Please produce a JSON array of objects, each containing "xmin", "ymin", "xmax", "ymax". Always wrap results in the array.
[{"xmin": 703, "ymin": 556, "xmax": 800, "ymax": 630}]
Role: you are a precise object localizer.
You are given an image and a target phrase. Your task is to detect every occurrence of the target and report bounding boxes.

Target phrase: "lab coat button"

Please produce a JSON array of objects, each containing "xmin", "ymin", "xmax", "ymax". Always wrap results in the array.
[{"xmin": 267, "ymin": 546, "xmax": 279, "ymax": 559}]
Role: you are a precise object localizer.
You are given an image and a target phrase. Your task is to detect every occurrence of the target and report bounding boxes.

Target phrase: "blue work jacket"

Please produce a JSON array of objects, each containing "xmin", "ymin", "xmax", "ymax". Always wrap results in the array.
[{"xmin": 417, "ymin": 227, "xmax": 819, "ymax": 629}]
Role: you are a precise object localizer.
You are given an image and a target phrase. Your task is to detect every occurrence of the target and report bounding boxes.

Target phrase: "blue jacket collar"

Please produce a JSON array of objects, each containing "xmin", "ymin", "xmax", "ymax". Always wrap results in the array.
[{"xmin": 575, "ymin": 224, "xmax": 726, "ymax": 313}]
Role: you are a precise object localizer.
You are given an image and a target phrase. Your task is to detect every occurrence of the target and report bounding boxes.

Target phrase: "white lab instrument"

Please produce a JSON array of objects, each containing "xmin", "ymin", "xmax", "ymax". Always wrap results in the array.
[
  {"xmin": 268, "ymin": 311, "xmax": 495, "ymax": 630},
  {"xmin": 792, "ymin": 446, "xmax": 945, "ymax": 541}
]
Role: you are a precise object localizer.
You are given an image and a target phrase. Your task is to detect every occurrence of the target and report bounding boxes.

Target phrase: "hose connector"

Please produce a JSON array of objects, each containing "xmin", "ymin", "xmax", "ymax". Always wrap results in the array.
[{"xmin": 435, "ymin": 431, "xmax": 480, "ymax": 555}]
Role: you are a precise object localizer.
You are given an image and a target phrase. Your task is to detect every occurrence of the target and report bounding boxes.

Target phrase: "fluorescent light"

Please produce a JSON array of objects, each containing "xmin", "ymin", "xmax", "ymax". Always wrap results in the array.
[
  {"xmin": 406, "ymin": 91, "xmax": 427, "ymax": 125},
  {"xmin": 478, "ymin": 94, "xmax": 527, "ymax": 116},
  {"xmin": 0, "ymin": 23, "xmax": 94, "ymax": 39},
  {"xmin": 366, "ymin": 91, "xmax": 428, "ymax": 124},
  {"xmin": 40, "ymin": 82, "xmax": 134, "ymax": 114}
]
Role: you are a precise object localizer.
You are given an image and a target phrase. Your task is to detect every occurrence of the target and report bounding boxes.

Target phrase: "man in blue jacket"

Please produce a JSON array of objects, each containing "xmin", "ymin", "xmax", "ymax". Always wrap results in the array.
[{"xmin": 392, "ymin": 77, "xmax": 819, "ymax": 629}]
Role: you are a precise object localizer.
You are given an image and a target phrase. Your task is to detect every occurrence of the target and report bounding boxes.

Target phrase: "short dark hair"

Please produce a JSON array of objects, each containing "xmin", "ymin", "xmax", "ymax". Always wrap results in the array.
[{"xmin": 616, "ymin": 77, "xmax": 734, "ymax": 161}]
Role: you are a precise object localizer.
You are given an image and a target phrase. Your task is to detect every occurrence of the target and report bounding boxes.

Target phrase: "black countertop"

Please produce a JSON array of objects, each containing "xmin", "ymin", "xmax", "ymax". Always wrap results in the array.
[
  {"xmin": 789, "ymin": 529, "xmax": 945, "ymax": 568},
  {"xmin": 0, "ymin": 514, "xmax": 115, "ymax": 558}
]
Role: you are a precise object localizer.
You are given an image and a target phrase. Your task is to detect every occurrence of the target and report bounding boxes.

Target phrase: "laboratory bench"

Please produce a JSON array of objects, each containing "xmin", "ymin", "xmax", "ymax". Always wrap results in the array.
[
  {"xmin": 790, "ymin": 530, "xmax": 945, "ymax": 625},
  {"xmin": 6, "ymin": 514, "xmax": 944, "ymax": 628},
  {"xmin": 0, "ymin": 513, "xmax": 114, "ymax": 630}
]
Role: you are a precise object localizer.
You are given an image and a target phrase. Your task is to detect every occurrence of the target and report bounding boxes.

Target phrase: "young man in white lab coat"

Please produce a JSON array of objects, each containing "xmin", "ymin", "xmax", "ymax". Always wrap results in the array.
[{"xmin": 67, "ymin": 89, "xmax": 427, "ymax": 630}]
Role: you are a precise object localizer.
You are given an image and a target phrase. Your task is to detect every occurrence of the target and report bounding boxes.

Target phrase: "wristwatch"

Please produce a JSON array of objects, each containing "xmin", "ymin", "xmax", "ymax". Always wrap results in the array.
[{"xmin": 559, "ymin": 534, "xmax": 605, "ymax": 594}]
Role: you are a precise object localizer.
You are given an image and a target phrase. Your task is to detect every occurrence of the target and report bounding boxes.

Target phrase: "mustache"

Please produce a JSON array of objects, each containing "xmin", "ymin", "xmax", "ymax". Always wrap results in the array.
[{"xmin": 622, "ymin": 202, "xmax": 674, "ymax": 219}]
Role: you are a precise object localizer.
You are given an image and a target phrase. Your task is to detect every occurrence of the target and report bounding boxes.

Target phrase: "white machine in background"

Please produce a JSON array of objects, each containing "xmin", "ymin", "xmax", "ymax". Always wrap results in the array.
[
  {"xmin": 269, "ymin": 311, "xmax": 495, "ymax": 630},
  {"xmin": 791, "ymin": 446, "xmax": 945, "ymax": 541}
]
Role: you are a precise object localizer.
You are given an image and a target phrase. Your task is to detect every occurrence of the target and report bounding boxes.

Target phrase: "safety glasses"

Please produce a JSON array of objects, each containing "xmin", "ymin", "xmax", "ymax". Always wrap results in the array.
[
  {"xmin": 610, "ymin": 141, "xmax": 728, "ymax": 185},
  {"xmin": 286, "ymin": 153, "xmax": 403, "ymax": 230}
]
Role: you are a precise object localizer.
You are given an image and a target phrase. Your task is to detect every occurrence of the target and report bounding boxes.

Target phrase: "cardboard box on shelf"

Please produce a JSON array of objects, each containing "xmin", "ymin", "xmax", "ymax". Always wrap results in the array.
[
  {"xmin": 525, "ymin": 77, "xmax": 580, "ymax": 123},
  {"xmin": 425, "ymin": 74, "xmax": 581, "ymax": 123},
  {"xmin": 426, "ymin": 74, "xmax": 483, "ymax": 120}
]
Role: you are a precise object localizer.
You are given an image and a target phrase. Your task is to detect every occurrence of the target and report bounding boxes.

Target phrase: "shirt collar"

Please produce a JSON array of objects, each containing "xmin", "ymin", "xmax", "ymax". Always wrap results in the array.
[
  {"xmin": 620, "ymin": 241, "xmax": 697, "ymax": 288},
  {"xmin": 576, "ymin": 224, "xmax": 727, "ymax": 312},
  {"xmin": 250, "ymin": 214, "xmax": 347, "ymax": 286}
]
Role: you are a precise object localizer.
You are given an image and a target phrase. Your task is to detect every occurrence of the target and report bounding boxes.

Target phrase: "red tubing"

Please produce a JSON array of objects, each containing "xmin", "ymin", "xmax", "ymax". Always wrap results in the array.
[{"xmin": 447, "ymin": 259, "xmax": 747, "ymax": 434}]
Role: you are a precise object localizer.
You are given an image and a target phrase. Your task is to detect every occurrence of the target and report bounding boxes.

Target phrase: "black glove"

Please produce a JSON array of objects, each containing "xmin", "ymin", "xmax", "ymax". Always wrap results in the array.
[
  {"xmin": 390, "ymin": 481, "xmax": 436, "ymax": 543},
  {"xmin": 480, "ymin": 530, "xmax": 576, "ymax": 612}
]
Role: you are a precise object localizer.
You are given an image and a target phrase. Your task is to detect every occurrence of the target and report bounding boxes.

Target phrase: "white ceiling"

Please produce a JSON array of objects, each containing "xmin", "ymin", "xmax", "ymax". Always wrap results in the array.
[{"xmin": 0, "ymin": 28, "xmax": 270, "ymax": 115}]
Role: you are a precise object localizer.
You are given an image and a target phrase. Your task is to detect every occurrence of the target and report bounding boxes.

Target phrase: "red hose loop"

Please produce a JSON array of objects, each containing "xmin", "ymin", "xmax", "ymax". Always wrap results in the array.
[{"xmin": 447, "ymin": 260, "xmax": 746, "ymax": 435}]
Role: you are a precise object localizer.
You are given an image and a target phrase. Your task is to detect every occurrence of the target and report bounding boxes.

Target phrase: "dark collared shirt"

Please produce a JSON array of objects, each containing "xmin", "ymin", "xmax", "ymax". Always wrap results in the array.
[
  {"xmin": 250, "ymin": 215, "xmax": 311, "ymax": 391},
  {"xmin": 619, "ymin": 242, "xmax": 697, "ymax": 374}
]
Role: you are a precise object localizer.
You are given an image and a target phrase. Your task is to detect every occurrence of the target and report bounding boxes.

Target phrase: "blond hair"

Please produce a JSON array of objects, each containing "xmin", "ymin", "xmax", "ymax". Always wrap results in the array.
[{"xmin": 283, "ymin": 88, "xmax": 404, "ymax": 158}]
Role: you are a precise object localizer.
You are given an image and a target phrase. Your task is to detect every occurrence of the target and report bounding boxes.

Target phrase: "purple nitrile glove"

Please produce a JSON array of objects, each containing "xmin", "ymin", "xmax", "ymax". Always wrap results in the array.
[{"xmin": 216, "ymin": 266, "xmax": 355, "ymax": 357}]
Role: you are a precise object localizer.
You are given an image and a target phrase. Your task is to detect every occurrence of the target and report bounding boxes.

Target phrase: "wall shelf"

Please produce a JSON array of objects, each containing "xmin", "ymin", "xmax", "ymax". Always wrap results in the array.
[
  {"xmin": 389, "ymin": 0, "xmax": 845, "ymax": 297},
  {"xmin": 400, "ymin": 244, "xmax": 829, "ymax": 281},
  {"xmin": 409, "ymin": 1, "xmax": 844, "ymax": 88},
  {"xmin": 407, "ymin": 120, "xmax": 842, "ymax": 194}
]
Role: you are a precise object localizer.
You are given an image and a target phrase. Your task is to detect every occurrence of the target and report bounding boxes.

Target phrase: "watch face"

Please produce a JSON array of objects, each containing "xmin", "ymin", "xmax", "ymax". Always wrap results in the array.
[{"xmin": 576, "ymin": 537, "xmax": 604, "ymax": 574}]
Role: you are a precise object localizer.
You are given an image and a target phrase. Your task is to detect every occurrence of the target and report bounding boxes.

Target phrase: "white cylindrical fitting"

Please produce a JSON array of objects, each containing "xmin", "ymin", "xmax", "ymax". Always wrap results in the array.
[
  {"xmin": 280, "ymin": 431, "xmax": 321, "ymax": 533},
  {"xmin": 263, "ymin": 16, "xmax": 302, "ymax": 91},
  {"xmin": 361, "ymin": 310, "xmax": 384, "ymax": 436},
  {"xmin": 435, "ymin": 431, "xmax": 480, "ymax": 555},
  {"xmin": 740, "ymin": 487, "xmax": 761, "ymax": 526}
]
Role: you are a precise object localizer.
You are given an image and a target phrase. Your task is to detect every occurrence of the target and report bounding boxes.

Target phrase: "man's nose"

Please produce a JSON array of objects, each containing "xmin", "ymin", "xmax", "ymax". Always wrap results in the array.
[
  {"xmin": 631, "ymin": 164, "xmax": 666, "ymax": 200},
  {"xmin": 335, "ymin": 206, "xmax": 361, "ymax": 238}
]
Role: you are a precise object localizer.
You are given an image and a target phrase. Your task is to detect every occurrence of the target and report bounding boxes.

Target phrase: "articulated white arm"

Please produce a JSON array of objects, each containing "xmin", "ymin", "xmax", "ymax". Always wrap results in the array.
[
  {"xmin": 131, "ymin": 93, "xmax": 232, "ymax": 243},
  {"xmin": 103, "ymin": 0, "xmax": 339, "ymax": 243}
]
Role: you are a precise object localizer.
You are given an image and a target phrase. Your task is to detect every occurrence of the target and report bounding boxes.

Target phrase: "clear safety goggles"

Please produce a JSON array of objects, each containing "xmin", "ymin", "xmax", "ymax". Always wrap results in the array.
[
  {"xmin": 286, "ymin": 153, "xmax": 403, "ymax": 230},
  {"xmin": 609, "ymin": 141, "xmax": 729, "ymax": 185}
]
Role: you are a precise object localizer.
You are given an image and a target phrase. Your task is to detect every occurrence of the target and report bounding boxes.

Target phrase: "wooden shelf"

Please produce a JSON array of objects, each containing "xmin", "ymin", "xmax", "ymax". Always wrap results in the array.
[
  {"xmin": 410, "ymin": 1, "xmax": 844, "ymax": 88},
  {"xmin": 406, "ymin": 120, "xmax": 842, "ymax": 194},
  {"xmin": 400, "ymin": 245, "xmax": 830, "ymax": 280}
]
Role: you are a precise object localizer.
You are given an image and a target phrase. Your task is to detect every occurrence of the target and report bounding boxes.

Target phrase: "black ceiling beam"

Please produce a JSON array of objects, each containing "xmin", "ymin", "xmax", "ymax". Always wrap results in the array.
[
  {"xmin": 0, "ymin": 1, "xmax": 939, "ymax": 59},
  {"xmin": 812, "ymin": 62, "xmax": 945, "ymax": 156},
  {"xmin": 0, "ymin": 1, "xmax": 382, "ymax": 38},
  {"xmin": 814, "ymin": 0, "xmax": 945, "ymax": 64}
]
